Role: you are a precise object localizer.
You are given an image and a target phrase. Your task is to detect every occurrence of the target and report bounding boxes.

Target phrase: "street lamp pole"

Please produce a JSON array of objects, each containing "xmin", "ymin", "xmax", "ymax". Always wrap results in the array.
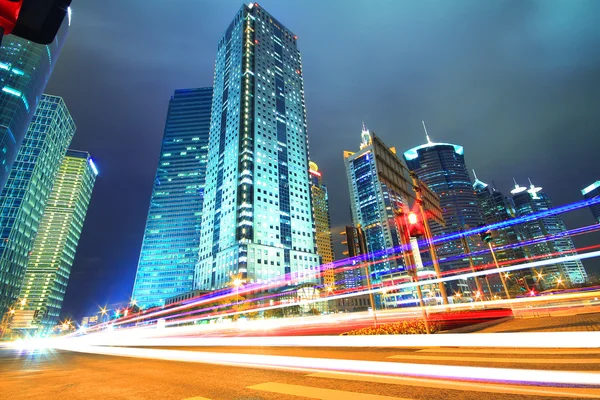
[
  {"xmin": 489, "ymin": 242, "xmax": 511, "ymax": 299},
  {"xmin": 356, "ymin": 225, "xmax": 378, "ymax": 327}
]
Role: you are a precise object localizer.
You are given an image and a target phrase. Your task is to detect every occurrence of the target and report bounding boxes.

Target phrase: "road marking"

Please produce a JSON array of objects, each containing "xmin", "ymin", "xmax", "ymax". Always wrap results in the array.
[
  {"xmin": 417, "ymin": 348, "xmax": 600, "ymax": 355},
  {"xmin": 308, "ymin": 371, "xmax": 600, "ymax": 398},
  {"xmin": 247, "ymin": 382, "xmax": 412, "ymax": 399},
  {"xmin": 387, "ymin": 354, "xmax": 600, "ymax": 364},
  {"xmin": 182, "ymin": 397, "xmax": 211, "ymax": 400}
]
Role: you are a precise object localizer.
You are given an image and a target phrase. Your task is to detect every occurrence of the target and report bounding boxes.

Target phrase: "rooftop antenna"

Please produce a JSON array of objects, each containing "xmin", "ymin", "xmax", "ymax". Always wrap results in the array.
[
  {"xmin": 513, "ymin": 177, "xmax": 519, "ymax": 187},
  {"xmin": 472, "ymin": 169, "xmax": 478, "ymax": 180},
  {"xmin": 528, "ymin": 177, "xmax": 534, "ymax": 187},
  {"xmin": 422, "ymin": 120, "xmax": 432, "ymax": 143}
]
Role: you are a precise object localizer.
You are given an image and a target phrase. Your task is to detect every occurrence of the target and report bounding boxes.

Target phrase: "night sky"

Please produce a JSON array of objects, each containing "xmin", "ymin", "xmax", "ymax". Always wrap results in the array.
[{"xmin": 44, "ymin": 0, "xmax": 600, "ymax": 320}]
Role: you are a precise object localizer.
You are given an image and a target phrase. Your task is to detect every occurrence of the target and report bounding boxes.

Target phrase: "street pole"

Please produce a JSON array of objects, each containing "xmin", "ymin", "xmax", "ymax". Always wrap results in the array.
[
  {"xmin": 489, "ymin": 242, "xmax": 511, "ymax": 299},
  {"xmin": 411, "ymin": 173, "xmax": 449, "ymax": 306},
  {"xmin": 460, "ymin": 232, "xmax": 484, "ymax": 300},
  {"xmin": 357, "ymin": 226, "xmax": 378, "ymax": 327}
]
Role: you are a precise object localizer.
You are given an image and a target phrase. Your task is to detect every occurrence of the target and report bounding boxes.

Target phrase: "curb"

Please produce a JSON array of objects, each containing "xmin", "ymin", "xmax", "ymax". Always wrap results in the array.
[{"xmin": 440, "ymin": 316, "xmax": 515, "ymax": 334}]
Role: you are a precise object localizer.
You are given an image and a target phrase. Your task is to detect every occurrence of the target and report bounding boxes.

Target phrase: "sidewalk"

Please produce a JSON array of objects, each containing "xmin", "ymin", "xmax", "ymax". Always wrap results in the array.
[{"xmin": 479, "ymin": 312, "xmax": 600, "ymax": 333}]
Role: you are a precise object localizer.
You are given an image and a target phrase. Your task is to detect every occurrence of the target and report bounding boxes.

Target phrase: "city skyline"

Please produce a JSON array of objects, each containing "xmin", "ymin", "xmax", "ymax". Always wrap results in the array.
[{"xmin": 39, "ymin": 1, "xmax": 600, "ymax": 319}]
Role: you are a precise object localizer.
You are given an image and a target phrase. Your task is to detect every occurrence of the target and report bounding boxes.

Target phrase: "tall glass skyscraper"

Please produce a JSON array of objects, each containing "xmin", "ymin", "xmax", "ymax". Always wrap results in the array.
[
  {"xmin": 14, "ymin": 150, "xmax": 97, "ymax": 333},
  {"xmin": 0, "ymin": 95, "xmax": 75, "ymax": 318},
  {"xmin": 344, "ymin": 128, "xmax": 403, "ymax": 282},
  {"xmin": 0, "ymin": 24, "xmax": 68, "ymax": 192},
  {"xmin": 404, "ymin": 132, "xmax": 485, "ymax": 294},
  {"xmin": 512, "ymin": 180, "xmax": 587, "ymax": 288},
  {"xmin": 582, "ymin": 181, "xmax": 600, "ymax": 223},
  {"xmin": 132, "ymin": 88, "xmax": 212, "ymax": 308},
  {"xmin": 196, "ymin": 4, "xmax": 319, "ymax": 291},
  {"xmin": 308, "ymin": 161, "xmax": 334, "ymax": 287}
]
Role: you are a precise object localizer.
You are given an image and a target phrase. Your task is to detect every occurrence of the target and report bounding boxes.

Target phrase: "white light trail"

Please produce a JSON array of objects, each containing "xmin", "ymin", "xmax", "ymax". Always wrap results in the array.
[{"xmin": 51, "ymin": 341, "xmax": 600, "ymax": 387}]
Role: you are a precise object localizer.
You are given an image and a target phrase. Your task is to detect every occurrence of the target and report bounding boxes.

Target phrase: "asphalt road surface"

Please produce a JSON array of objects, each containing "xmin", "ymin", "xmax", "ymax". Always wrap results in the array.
[{"xmin": 2, "ymin": 345, "xmax": 600, "ymax": 400}]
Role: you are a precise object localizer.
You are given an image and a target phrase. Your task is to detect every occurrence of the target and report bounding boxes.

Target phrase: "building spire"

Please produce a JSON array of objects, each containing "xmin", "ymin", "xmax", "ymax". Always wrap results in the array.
[
  {"xmin": 472, "ymin": 169, "xmax": 478, "ymax": 180},
  {"xmin": 360, "ymin": 122, "xmax": 371, "ymax": 149},
  {"xmin": 422, "ymin": 120, "xmax": 432, "ymax": 144}
]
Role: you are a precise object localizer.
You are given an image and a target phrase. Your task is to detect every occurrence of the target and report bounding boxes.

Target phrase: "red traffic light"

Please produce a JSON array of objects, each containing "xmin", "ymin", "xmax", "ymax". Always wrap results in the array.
[
  {"xmin": 407, "ymin": 212, "xmax": 425, "ymax": 238},
  {"xmin": 0, "ymin": 0, "xmax": 23, "ymax": 35}
]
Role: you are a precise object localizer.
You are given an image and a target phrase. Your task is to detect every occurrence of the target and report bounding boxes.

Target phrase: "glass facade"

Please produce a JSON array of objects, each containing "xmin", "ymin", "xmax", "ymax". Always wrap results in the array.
[
  {"xmin": 404, "ymin": 139, "xmax": 486, "ymax": 294},
  {"xmin": 582, "ymin": 181, "xmax": 600, "ymax": 223},
  {"xmin": 308, "ymin": 161, "xmax": 334, "ymax": 287},
  {"xmin": 132, "ymin": 88, "xmax": 213, "ymax": 308},
  {"xmin": 197, "ymin": 4, "xmax": 319, "ymax": 291},
  {"xmin": 344, "ymin": 129, "xmax": 404, "ymax": 286},
  {"xmin": 0, "ymin": 95, "xmax": 75, "ymax": 318},
  {"xmin": 0, "ymin": 24, "xmax": 68, "ymax": 192},
  {"xmin": 512, "ymin": 181, "xmax": 587, "ymax": 289},
  {"xmin": 15, "ymin": 150, "xmax": 97, "ymax": 333}
]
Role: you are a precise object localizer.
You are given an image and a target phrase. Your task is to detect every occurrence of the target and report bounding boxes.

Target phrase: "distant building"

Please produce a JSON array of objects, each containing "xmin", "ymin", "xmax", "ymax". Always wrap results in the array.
[
  {"xmin": 582, "ymin": 181, "xmax": 600, "ymax": 223},
  {"xmin": 16, "ymin": 150, "xmax": 97, "ymax": 333},
  {"xmin": 132, "ymin": 88, "xmax": 212, "ymax": 308},
  {"xmin": 473, "ymin": 171, "xmax": 527, "ymax": 294},
  {"xmin": 0, "ymin": 24, "xmax": 68, "ymax": 192},
  {"xmin": 81, "ymin": 315, "xmax": 99, "ymax": 327},
  {"xmin": 308, "ymin": 162, "xmax": 335, "ymax": 288},
  {"xmin": 512, "ymin": 180, "xmax": 587, "ymax": 288},
  {"xmin": 0, "ymin": 95, "xmax": 75, "ymax": 319},
  {"xmin": 196, "ymin": 4, "xmax": 320, "ymax": 291},
  {"xmin": 404, "ymin": 126, "xmax": 486, "ymax": 295}
]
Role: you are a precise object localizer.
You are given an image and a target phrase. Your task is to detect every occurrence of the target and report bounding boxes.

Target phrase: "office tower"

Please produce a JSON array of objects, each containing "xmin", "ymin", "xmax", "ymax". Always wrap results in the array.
[
  {"xmin": 473, "ymin": 171, "xmax": 527, "ymax": 294},
  {"xmin": 14, "ymin": 150, "xmax": 97, "ymax": 333},
  {"xmin": 132, "ymin": 88, "xmax": 212, "ymax": 308},
  {"xmin": 344, "ymin": 127, "xmax": 443, "ymax": 307},
  {"xmin": 404, "ymin": 126, "xmax": 485, "ymax": 295},
  {"xmin": 0, "ymin": 95, "xmax": 75, "ymax": 319},
  {"xmin": 582, "ymin": 181, "xmax": 600, "ymax": 223},
  {"xmin": 196, "ymin": 4, "xmax": 320, "ymax": 290},
  {"xmin": 308, "ymin": 161, "xmax": 334, "ymax": 287},
  {"xmin": 512, "ymin": 180, "xmax": 587, "ymax": 288},
  {"xmin": 0, "ymin": 24, "xmax": 68, "ymax": 192}
]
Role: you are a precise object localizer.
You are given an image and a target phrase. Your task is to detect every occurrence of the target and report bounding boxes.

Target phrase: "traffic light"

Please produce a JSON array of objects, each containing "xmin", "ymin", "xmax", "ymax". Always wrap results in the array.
[
  {"xmin": 407, "ymin": 212, "xmax": 425, "ymax": 238},
  {"xmin": 0, "ymin": 0, "xmax": 71, "ymax": 44},
  {"xmin": 479, "ymin": 227, "xmax": 493, "ymax": 243}
]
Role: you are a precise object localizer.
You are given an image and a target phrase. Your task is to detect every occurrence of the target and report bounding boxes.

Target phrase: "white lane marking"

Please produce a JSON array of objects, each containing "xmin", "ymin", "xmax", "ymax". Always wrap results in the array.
[
  {"xmin": 388, "ymin": 354, "xmax": 600, "ymax": 364},
  {"xmin": 247, "ymin": 382, "xmax": 413, "ymax": 400}
]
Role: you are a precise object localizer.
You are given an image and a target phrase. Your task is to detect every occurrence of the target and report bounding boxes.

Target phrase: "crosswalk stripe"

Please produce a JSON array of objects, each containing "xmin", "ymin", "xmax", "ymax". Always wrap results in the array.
[
  {"xmin": 307, "ymin": 371, "xmax": 600, "ymax": 398},
  {"xmin": 247, "ymin": 382, "xmax": 413, "ymax": 400},
  {"xmin": 417, "ymin": 348, "xmax": 600, "ymax": 355},
  {"xmin": 388, "ymin": 354, "xmax": 600, "ymax": 364}
]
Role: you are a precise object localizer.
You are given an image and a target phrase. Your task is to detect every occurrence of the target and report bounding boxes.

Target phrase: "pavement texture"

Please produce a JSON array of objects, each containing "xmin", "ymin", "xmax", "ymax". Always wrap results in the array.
[
  {"xmin": 2, "ymin": 345, "xmax": 600, "ymax": 400},
  {"xmin": 480, "ymin": 312, "xmax": 600, "ymax": 333}
]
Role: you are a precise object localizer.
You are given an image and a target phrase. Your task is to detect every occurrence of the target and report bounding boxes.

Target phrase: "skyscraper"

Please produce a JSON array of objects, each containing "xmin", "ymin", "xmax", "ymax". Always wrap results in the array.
[
  {"xmin": 14, "ymin": 150, "xmax": 97, "ymax": 333},
  {"xmin": 0, "ymin": 95, "xmax": 75, "ymax": 318},
  {"xmin": 404, "ymin": 126, "xmax": 485, "ymax": 294},
  {"xmin": 511, "ymin": 180, "xmax": 587, "ymax": 288},
  {"xmin": 582, "ymin": 181, "xmax": 600, "ymax": 223},
  {"xmin": 196, "ymin": 4, "xmax": 320, "ymax": 291},
  {"xmin": 308, "ymin": 161, "xmax": 334, "ymax": 288},
  {"xmin": 132, "ymin": 88, "xmax": 212, "ymax": 308},
  {"xmin": 473, "ymin": 171, "xmax": 527, "ymax": 294},
  {"xmin": 0, "ymin": 25, "xmax": 68, "ymax": 192},
  {"xmin": 344, "ymin": 127, "xmax": 444, "ymax": 305}
]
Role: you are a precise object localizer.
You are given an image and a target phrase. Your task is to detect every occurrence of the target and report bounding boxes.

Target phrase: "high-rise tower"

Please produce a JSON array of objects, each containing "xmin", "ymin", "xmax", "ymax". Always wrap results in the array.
[
  {"xmin": 512, "ymin": 180, "xmax": 587, "ymax": 288},
  {"xmin": 308, "ymin": 161, "xmax": 334, "ymax": 287},
  {"xmin": 582, "ymin": 181, "xmax": 600, "ymax": 223},
  {"xmin": 404, "ymin": 124, "xmax": 486, "ymax": 294},
  {"xmin": 0, "ymin": 95, "xmax": 75, "ymax": 318},
  {"xmin": 132, "ymin": 88, "xmax": 212, "ymax": 308},
  {"xmin": 14, "ymin": 150, "xmax": 97, "ymax": 333},
  {"xmin": 196, "ymin": 4, "xmax": 319, "ymax": 290},
  {"xmin": 0, "ymin": 24, "xmax": 68, "ymax": 192}
]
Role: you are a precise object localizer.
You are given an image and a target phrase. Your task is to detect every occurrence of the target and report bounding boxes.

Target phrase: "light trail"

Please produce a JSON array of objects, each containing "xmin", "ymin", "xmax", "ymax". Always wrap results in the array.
[{"xmin": 43, "ymin": 339, "xmax": 600, "ymax": 387}]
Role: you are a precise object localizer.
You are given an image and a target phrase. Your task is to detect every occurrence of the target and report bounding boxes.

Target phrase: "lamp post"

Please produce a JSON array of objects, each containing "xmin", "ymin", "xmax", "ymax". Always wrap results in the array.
[{"xmin": 479, "ymin": 227, "xmax": 511, "ymax": 299}]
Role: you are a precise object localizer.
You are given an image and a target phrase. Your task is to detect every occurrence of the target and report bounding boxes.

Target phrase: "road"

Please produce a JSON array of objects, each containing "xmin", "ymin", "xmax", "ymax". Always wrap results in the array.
[{"xmin": 2, "ymin": 343, "xmax": 600, "ymax": 400}]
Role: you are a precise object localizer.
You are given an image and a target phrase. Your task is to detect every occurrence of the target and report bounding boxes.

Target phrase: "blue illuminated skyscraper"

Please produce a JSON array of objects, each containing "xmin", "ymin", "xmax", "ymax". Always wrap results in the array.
[
  {"xmin": 196, "ymin": 4, "xmax": 319, "ymax": 291},
  {"xmin": 0, "ymin": 24, "xmax": 68, "ymax": 192},
  {"xmin": 582, "ymin": 181, "xmax": 600, "ymax": 223},
  {"xmin": 132, "ymin": 88, "xmax": 212, "ymax": 308},
  {"xmin": 512, "ymin": 180, "xmax": 587, "ymax": 288},
  {"xmin": 404, "ymin": 127, "xmax": 485, "ymax": 294},
  {"xmin": 0, "ymin": 95, "xmax": 75, "ymax": 318}
]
